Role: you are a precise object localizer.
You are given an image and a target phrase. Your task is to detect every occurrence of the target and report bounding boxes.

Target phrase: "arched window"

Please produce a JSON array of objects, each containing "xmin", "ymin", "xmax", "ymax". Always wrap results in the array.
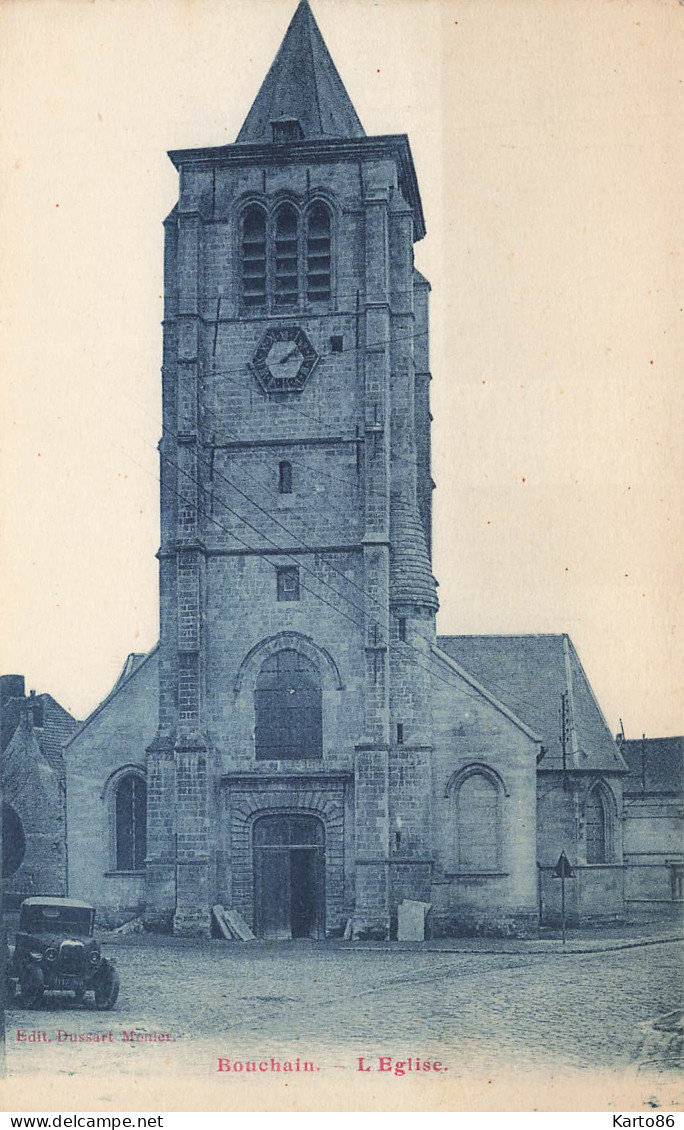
[
  {"xmin": 447, "ymin": 766, "xmax": 504, "ymax": 873},
  {"xmin": 306, "ymin": 203, "xmax": 331, "ymax": 303},
  {"xmin": 255, "ymin": 649, "xmax": 322, "ymax": 760},
  {"xmin": 274, "ymin": 204, "xmax": 299, "ymax": 307},
  {"xmin": 239, "ymin": 198, "xmax": 332, "ymax": 313},
  {"xmin": 279, "ymin": 460, "xmax": 293, "ymax": 494},
  {"xmin": 115, "ymin": 774, "xmax": 147, "ymax": 871},
  {"xmin": 241, "ymin": 205, "xmax": 267, "ymax": 308},
  {"xmin": 586, "ymin": 786, "xmax": 608, "ymax": 863},
  {"xmin": 2, "ymin": 803, "xmax": 26, "ymax": 878}
]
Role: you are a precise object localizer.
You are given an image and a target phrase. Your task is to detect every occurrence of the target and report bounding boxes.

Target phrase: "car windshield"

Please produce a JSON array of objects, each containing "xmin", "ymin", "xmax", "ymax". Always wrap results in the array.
[{"xmin": 19, "ymin": 905, "xmax": 94, "ymax": 936}]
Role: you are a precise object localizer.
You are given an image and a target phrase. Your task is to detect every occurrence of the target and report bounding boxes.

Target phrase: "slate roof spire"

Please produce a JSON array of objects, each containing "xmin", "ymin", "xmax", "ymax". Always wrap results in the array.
[{"xmin": 236, "ymin": 0, "xmax": 365, "ymax": 143}]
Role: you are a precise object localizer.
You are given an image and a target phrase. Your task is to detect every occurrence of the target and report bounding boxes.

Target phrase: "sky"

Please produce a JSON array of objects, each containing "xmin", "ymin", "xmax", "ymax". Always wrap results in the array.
[{"xmin": 0, "ymin": 0, "xmax": 681, "ymax": 736}]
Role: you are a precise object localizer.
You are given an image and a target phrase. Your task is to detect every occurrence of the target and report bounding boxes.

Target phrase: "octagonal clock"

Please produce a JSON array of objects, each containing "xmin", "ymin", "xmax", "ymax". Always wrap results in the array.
[{"xmin": 251, "ymin": 326, "xmax": 319, "ymax": 394}]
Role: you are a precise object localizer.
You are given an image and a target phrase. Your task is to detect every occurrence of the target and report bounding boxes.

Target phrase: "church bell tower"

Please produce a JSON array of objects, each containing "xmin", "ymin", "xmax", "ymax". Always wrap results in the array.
[{"xmin": 146, "ymin": 0, "xmax": 438, "ymax": 938}]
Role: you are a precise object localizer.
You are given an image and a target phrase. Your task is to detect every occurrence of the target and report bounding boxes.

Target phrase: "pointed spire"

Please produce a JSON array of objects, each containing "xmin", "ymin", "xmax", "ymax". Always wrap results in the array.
[{"xmin": 236, "ymin": 0, "xmax": 365, "ymax": 144}]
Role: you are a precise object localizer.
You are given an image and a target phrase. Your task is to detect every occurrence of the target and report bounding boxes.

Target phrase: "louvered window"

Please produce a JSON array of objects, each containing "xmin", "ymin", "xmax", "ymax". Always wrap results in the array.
[
  {"xmin": 239, "ymin": 200, "xmax": 332, "ymax": 311},
  {"xmin": 242, "ymin": 205, "xmax": 267, "ymax": 308},
  {"xmin": 240, "ymin": 200, "xmax": 333, "ymax": 311},
  {"xmin": 307, "ymin": 203, "xmax": 331, "ymax": 303},
  {"xmin": 275, "ymin": 204, "xmax": 299, "ymax": 307}
]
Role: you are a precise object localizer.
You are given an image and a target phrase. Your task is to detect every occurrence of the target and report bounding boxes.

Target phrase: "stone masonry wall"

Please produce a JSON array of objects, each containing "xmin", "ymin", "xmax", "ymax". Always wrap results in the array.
[
  {"xmin": 537, "ymin": 771, "xmax": 625, "ymax": 923},
  {"xmin": 153, "ymin": 145, "xmax": 415, "ymax": 934},
  {"xmin": 430, "ymin": 648, "xmax": 539, "ymax": 935},
  {"xmin": 65, "ymin": 654, "xmax": 158, "ymax": 924}
]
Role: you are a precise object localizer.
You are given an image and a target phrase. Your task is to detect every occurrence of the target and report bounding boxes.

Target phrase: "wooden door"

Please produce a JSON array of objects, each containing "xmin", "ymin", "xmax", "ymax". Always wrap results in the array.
[
  {"xmin": 255, "ymin": 844, "xmax": 291, "ymax": 939},
  {"xmin": 253, "ymin": 814, "xmax": 325, "ymax": 939}
]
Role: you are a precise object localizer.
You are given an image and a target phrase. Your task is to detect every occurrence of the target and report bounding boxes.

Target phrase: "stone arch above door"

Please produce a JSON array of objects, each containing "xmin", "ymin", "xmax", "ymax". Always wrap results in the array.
[
  {"xmin": 223, "ymin": 773, "xmax": 349, "ymax": 936},
  {"xmin": 253, "ymin": 812, "xmax": 326, "ymax": 938}
]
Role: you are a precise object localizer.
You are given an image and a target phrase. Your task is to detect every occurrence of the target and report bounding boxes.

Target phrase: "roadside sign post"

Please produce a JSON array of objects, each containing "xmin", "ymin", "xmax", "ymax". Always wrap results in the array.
[{"xmin": 552, "ymin": 850, "xmax": 575, "ymax": 945}]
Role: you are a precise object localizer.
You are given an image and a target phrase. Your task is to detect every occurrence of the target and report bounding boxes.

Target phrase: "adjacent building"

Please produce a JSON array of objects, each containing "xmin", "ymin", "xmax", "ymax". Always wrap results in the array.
[
  {"xmin": 1, "ymin": 674, "xmax": 78, "ymax": 904},
  {"xmin": 620, "ymin": 735, "xmax": 684, "ymax": 907}
]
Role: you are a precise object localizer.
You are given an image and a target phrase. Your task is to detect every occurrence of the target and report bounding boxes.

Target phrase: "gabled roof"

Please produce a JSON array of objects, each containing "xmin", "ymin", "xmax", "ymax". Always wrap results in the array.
[
  {"xmin": 36, "ymin": 694, "xmax": 79, "ymax": 773},
  {"xmin": 431, "ymin": 643, "xmax": 542, "ymax": 743},
  {"xmin": 64, "ymin": 648, "xmax": 158, "ymax": 748},
  {"xmin": 620, "ymin": 736, "xmax": 684, "ymax": 795},
  {"xmin": 2, "ymin": 723, "xmax": 50, "ymax": 792},
  {"xmin": 437, "ymin": 634, "xmax": 627, "ymax": 774},
  {"xmin": 0, "ymin": 692, "xmax": 77, "ymax": 780},
  {"xmin": 114, "ymin": 652, "xmax": 148, "ymax": 691},
  {"xmin": 236, "ymin": 0, "xmax": 365, "ymax": 144}
]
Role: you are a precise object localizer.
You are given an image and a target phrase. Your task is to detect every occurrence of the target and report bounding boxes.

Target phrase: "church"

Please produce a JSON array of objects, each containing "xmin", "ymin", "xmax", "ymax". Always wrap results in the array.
[{"xmin": 64, "ymin": 0, "xmax": 631, "ymax": 938}]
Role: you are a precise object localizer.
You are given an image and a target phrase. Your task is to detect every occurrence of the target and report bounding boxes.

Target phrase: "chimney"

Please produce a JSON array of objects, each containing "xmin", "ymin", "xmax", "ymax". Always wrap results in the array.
[{"xmin": 0, "ymin": 674, "xmax": 26, "ymax": 753}]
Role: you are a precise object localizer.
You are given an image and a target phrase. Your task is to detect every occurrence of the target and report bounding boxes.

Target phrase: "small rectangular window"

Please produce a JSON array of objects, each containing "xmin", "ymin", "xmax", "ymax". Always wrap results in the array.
[
  {"xmin": 279, "ymin": 460, "xmax": 293, "ymax": 494},
  {"xmin": 330, "ymin": 335, "xmax": 343, "ymax": 353},
  {"xmin": 398, "ymin": 618, "xmax": 407, "ymax": 642},
  {"xmin": 277, "ymin": 565, "xmax": 300, "ymax": 602},
  {"xmin": 397, "ymin": 723, "xmax": 404, "ymax": 745}
]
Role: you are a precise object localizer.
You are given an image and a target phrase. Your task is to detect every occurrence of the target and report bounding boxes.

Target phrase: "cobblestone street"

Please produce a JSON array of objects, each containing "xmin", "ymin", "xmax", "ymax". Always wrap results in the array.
[{"xmin": 5, "ymin": 934, "xmax": 683, "ymax": 1085}]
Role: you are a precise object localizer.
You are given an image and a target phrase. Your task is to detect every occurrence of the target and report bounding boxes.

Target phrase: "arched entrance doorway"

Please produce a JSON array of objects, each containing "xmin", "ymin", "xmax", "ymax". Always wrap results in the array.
[{"xmin": 253, "ymin": 814, "xmax": 325, "ymax": 939}]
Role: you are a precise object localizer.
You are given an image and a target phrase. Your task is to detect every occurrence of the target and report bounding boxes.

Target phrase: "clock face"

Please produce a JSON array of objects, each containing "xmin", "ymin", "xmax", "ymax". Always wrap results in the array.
[{"xmin": 252, "ymin": 326, "xmax": 319, "ymax": 394}]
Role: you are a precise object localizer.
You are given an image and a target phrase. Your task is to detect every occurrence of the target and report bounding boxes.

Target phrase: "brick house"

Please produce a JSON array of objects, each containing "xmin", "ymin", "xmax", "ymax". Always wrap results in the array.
[
  {"xmin": 1, "ymin": 674, "xmax": 78, "ymax": 904},
  {"xmin": 64, "ymin": 1, "xmax": 629, "ymax": 937},
  {"xmin": 619, "ymin": 736, "xmax": 684, "ymax": 907}
]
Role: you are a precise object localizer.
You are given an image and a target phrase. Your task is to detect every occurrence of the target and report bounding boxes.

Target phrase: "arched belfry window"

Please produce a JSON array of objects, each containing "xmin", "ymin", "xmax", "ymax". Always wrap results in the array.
[
  {"xmin": 274, "ymin": 204, "xmax": 299, "ymax": 307},
  {"xmin": 306, "ymin": 203, "xmax": 331, "ymax": 303},
  {"xmin": 255, "ymin": 649, "xmax": 322, "ymax": 760},
  {"xmin": 115, "ymin": 774, "xmax": 147, "ymax": 871},
  {"xmin": 447, "ymin": 766, "xmax": 504, "ymax": 873},
  {"xmin": 586, "ymin": 785, "xmax": 609, "ymax": 863},
  {"xmin": 242, "ymin": 205, "xmax": 267, "ymax": 308},
  {"xmin": 239, "ymin": 198, "xmax": 333, "ymax": 312}
]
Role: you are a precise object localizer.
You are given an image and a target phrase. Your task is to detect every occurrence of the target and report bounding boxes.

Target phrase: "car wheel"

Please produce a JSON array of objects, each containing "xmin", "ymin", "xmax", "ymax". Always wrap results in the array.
[
  {"xmin": 20, "ymin": 966, "xmax": 44, "ymax": 1008},
  {"xmin": 94, "ymin": 965, "xmax": 119, "ymax": 1011}
]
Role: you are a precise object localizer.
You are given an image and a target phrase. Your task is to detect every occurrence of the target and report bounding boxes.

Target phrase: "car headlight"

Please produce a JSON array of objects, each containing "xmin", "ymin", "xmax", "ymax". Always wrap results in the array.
[
  {"xmin": 44, "ymin": 948, "xmax": 58, "ymax": 962},
  {"xmin": 89, "ymin": 951, "xmax": 101, "ymax": 966}
]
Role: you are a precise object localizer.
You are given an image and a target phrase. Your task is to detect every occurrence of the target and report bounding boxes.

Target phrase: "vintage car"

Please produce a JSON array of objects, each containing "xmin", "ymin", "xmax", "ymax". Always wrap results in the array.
[{"xmin": 7, "ymin": 897, "xmax": 120, "ymax": 1009}]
